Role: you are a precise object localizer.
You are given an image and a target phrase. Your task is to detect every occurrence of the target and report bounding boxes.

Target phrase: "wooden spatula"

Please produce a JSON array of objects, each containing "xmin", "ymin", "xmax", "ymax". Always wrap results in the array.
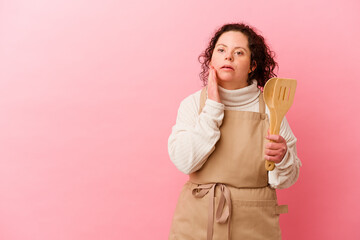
[
  {"xmin": 272, "ymin": 78, "xmax": 297, "ymax": 134},
  {"xmin": 263, "ymin": 78, "xmax": 278, "ymax": 171},
  {"xmin": 263, "ymin": 78, "xmax": 297, "ymax": 171},
  {"xmin": 263, "ymin": 78, "xmax": 278, "ymax": 135}
]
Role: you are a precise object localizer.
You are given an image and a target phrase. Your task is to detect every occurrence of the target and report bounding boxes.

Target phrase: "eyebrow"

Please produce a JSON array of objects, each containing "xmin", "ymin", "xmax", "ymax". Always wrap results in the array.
[{"xmin": 215, "ymin": 43, "xmax": 248, "ymax": 52}]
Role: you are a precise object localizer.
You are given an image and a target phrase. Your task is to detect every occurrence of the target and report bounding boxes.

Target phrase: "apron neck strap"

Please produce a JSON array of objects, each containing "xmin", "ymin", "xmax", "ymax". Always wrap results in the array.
[
  {"xmin": 259, "ymin": 92, "xmax": 265, "ymax": 114},
  {"xmin": 199, "ymin": 86, "xmax": 207, "ymax": 114}
]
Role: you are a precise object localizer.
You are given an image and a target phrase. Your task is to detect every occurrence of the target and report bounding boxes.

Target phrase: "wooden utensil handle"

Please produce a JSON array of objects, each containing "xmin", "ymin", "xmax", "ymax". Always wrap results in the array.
[
  {"xmin": 265, "ymin": 160, "xmax": 275, "ymax": 171},
  {"xmin": 265, "ymin": 138, "xmax": 277, "ymax": 171}
]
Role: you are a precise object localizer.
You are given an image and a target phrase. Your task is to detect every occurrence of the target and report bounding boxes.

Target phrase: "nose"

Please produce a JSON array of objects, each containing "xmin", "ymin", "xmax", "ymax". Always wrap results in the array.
[{"xmin": 225, "ymin": 52, "xmax": 233, "ymax": 61}]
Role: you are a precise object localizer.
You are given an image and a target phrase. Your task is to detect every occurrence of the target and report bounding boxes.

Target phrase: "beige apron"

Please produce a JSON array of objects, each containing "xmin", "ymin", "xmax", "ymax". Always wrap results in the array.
[{"xmin": 169, "ymin": 88, "xmax": 288, "ymax": 240}]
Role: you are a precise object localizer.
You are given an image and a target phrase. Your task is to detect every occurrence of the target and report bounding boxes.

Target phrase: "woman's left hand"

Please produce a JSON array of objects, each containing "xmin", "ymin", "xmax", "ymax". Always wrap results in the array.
[{"xmin": 265, "ymin": 134, "xmax": 287, "ymax": 164}]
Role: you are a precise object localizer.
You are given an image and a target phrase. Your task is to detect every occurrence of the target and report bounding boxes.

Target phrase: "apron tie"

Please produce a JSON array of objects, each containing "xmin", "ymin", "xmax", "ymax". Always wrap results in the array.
[{"xmin": 192, "ymin": 183, "xmax": 232, "ymax": 240}]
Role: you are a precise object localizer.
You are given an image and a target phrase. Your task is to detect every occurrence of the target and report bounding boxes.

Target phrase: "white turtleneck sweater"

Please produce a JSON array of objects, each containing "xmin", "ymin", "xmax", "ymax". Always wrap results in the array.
[{"xmin": 168, "ymin": 80, "xmax": 302, "ymax": 189}]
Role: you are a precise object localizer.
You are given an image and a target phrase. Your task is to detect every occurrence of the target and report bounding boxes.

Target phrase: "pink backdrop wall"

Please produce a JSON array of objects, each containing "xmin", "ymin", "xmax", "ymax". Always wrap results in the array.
[{"xmin": 1, "ymin": 0, "xmax": 360, "ymax": 239}]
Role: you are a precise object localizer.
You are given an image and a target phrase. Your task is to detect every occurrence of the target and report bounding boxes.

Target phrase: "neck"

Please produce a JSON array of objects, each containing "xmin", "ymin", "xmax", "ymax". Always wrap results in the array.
[
  {"xmin": 216, "ymin": 80, "xmax": 261, "ymax": 108},
  {"xmin": 218, "ymin": 80, "xmax": 249, "ymax": 90}
]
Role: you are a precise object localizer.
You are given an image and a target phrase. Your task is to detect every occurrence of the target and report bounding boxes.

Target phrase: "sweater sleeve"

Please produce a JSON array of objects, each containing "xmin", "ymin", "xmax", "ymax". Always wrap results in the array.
[
  {"xmin": 268, "ymin": 117, "xmax": 302, "ymax": 189},
  {"xmin": 168, "ymin": 91, "xmax": 225, "ymax": 174}
]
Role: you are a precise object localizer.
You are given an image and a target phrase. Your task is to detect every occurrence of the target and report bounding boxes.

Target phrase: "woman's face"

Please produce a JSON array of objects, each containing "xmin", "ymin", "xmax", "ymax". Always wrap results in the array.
[{"xmin": 210, "ymin": 31, "xmax": 254, "ymax": 89}]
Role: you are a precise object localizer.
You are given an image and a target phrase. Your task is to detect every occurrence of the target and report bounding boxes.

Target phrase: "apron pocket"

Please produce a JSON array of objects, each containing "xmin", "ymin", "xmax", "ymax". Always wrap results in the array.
[
  {"xmin": 169, "ymin": 183, "xmax": 209, "ymax": 240},
  {"xmin": 231, "ymin": 200, "xmax": 282, "ymax": 240}
]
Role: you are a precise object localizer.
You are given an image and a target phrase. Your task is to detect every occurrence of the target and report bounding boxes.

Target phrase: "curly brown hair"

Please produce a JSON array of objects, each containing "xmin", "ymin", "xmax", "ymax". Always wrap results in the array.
[{"xmin": 198, "ymin": 23, "xmax": 278, "ymax": 87}]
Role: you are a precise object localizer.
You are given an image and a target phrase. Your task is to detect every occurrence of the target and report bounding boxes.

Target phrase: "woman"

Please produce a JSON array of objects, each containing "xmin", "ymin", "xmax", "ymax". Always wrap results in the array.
[{"xmin": 168, "ymin": 23, "xmax": 301, "ymax": 240}]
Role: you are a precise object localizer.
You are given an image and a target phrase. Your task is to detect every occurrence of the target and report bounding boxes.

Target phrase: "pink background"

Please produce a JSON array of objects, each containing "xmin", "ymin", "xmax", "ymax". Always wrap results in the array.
[{"xmin": 1, "ymin": 0, "xmax": 360, "ymax": 239}]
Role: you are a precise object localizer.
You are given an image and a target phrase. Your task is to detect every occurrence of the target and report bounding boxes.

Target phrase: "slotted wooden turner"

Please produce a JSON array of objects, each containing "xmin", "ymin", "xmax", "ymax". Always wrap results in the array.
[
  {"xmin": 263, "ymin": 78, "xmax": 297, "ymax": 171},
  {"xmin": 263, "ymin": 78, "xmax": 278, "ymax": 136},
  {"xmin": 273, "ymin": 78, "xmax": 297, "ymax": 134}
]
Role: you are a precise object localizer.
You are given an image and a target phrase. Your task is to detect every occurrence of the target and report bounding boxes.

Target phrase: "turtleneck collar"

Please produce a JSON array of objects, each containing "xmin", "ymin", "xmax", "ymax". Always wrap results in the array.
[{"xmin": 218, "ymin": 80, "xmax": 261, "ymax": 107}]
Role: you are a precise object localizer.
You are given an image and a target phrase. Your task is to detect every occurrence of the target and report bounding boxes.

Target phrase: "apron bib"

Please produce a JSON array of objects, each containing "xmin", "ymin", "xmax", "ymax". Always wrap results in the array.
[{"xmin": 169, "ymin": 88, "xmax": 287, "ymax": 240}]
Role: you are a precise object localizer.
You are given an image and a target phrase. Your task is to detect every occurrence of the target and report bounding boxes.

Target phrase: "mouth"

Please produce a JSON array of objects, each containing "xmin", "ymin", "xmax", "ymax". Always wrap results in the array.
[{"xmin": 220, "ymin": 65, "xmax": 234, "ymax": 70}]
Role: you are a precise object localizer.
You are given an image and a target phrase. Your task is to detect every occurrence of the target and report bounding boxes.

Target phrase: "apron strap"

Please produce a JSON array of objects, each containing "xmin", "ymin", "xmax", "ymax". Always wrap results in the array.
[
  {"xmin": 198, "ymin": 86, "xmax": 207, "ymax": 114},
  {"xmin": 259, "ymin": 92, "xmax": 265, "ymax": 114},
  {"xmin": 275, "ymin": 205, "xmax": 288, "ymax": 214},
  {"xmin": 192, "ymin": 183, "xmax": 231, "ymax": 240}
]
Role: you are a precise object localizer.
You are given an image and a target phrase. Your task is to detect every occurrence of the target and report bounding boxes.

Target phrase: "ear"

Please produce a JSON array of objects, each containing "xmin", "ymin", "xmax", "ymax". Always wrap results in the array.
[{"xmin": 249, "ymin": 61, "xmax": 257, "ymax": 73}]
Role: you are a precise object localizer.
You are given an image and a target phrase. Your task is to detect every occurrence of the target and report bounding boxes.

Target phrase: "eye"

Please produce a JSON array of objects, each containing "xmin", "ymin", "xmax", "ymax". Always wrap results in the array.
[
  {"xmin": 217, "ymin": 48, "xmax": 225, "ymax": 53},
  {"xmin": 235, "ymin": 51, "xmax": 244, "ymax": 56}
]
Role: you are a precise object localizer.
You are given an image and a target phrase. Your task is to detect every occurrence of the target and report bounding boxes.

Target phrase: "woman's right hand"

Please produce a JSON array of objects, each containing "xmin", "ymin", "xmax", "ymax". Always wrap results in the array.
[{"xmin": 207, "ymin": 66, "xmax": 221, "ymax": 103}]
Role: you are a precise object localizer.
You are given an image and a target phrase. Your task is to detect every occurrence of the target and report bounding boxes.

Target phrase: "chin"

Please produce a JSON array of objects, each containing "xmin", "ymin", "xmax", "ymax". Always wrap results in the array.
[{"xmin": 218, "ymin": 76, "xmax": 235, "ymax": 82}]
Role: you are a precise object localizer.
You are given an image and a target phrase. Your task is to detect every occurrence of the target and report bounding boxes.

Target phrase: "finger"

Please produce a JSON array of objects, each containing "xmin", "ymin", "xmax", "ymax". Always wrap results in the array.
[
  {"xmin": 207, "ymin": 67, "xmax": 220, "ymax": 103},
  {"xmin": 208, "ymin": 69, "xmax": 213, "ymax": 87},
  {"xmin": 265, "ymin": 143, "xmax": 287, "ymax": 157},
  {"xmin": 212, "ymin": 67, "xmax": 218, "ymax": 82},
  {"xmin": 207, "ymin": 69, "xmax": 215, "ymax": 95},
  {"xmin": 266, "ymin": 141, "xmax": 287, "ymax": 151},
  {"xmin": 266, "ymin": 134, "xmax": 285, "ymax": 143},
  {"xmin": 211, "ymin": 69, "xmax": 216, "ymax": 83},
  {"xmin": 266, "ymin": 142, "xmax": 281, "ymax": 150},
  {"xmin": 265, "ymin": 149, "xmax": 279, "ymax": 156},
  {"xmin": 264, "ymin": 155, "xmax": 282, "ymax": 164}
]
